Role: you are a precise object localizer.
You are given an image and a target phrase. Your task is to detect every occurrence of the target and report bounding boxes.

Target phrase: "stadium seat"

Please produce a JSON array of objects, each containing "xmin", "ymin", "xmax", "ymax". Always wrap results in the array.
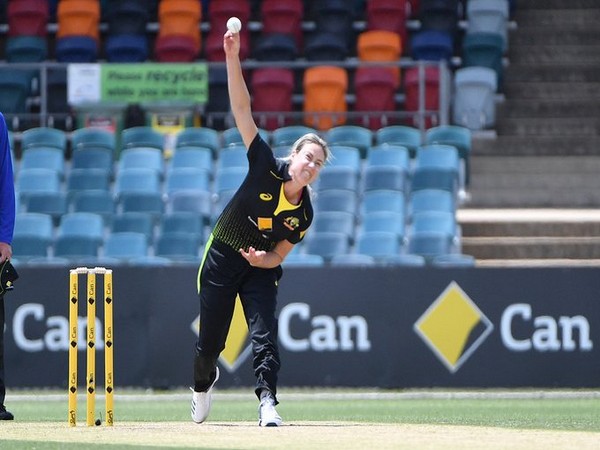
[
  {"xmin": 452, "ymin": 66, "xmax": 498, "ymax": 131},
  {"xmin": 175, "ymin": 127, "xmax": 220, "ymax": 154},
  {"xmin": 353, "ymin": 67, "xmax": 398, "ymax": 130},
  {"xmin": 361, "ymin": 211, "xmax": 406, "ymax": 240},
  {"xmin": 323, "ymin": 146, "xmax": 361, "ymax": 177},
  {"xmin": 314, "ymin": 189, "xmax": 358, "ymax": 217},
  {"xmin": 375, "ymin": 125, "xmax": 422, "ymax": 158},
  {"xmin": 251, "ymin": 68, "xmax": 295, "ymax": 130},
  {"xmin": 7, "ymin": 0, "xmax": 49, "ymax": 37},
  {"xmin": 12, "ymin": 212, "xmax": 54, "ymax": 260},
  {"xmin": 408, "ymin": 189, "xmax": 456, "ymax": 218},
  {"xmin": 411, "ymin": 144, "xmax": 460, "ymax": 194},
  {"xmin": 70, "ymin": 190, "xmax": 116, "ymax": 225},
  {"xmin": 71, "ymin": 147, "xmax": 114, "ymax": 175},
  {"xmin": 155, "ymin": 231, "xmax": 202, "ymax": 262},
  {"xmin": 361, "ymin": 189, "xmax": 405, "ymax": 215},
  {"xmin": 54, "ymin": 235, "xmax": 101, "ymax": 262},
  {"xmin": 204, "ymin": 27, "xmax": 250, "ymax": 61},
  {"xmin": 466, "ymin": 0, "xmax": 510, "ymax": 51},
  {"xmin": 363, "ymin": 165, "xmax": 408, "ymax": 193},
  {"xmin": 170, "ymin": 146, "xmax": 213, "ymax": 172},
  {"xmin": 252, "ymin": 33, "xmax": 299, "ymax": 62},
  {"xmin": 425, "ymin": 125, "xmax": 472, "ymax": 188},
  {"xmin": 105, "ymin": 34, "xmax": 149, "ymax": 62},
  {"xmin": 167, "ymin": 190, "xmax": 213, "ymax": 224},
  {"xmin": 204, "ymin": 67, "xmax": 229, "ymax": 130},
  {"xmin": 72, "ymin": 127, "xmax": 116, "ymax": 152},
  {"xmin": 119, "ymin": 191, "xmax": 164, "ymax": 220},
  {"xmin": 384, "ymin": 253, "xmax": 427, "ymax": 267},
  {"xmin": 311, "ymin": 0, "xmax": 355, "ymax": 44},
  {"xmin": 215, "ymin": 166, "xmax": 247, "ymax": 195},
  {"xmin": 462, "ymin": 32, "xmax": 505, "ymax": 89},
  {"xmin": 55, "ymin": 36, "xmax": 98, "ymax": 62},
  {"xmin": 5, "ymin": 36, "xmax": 48, "ymax": 62},
  {"xmin": 208, "ymin": 0, "xmax": 250, "ymax": 31},
  {"xmin": 326, "ymin": 126, "xmax": 373, "ymax": 159},
  {"xmin": 317, "ymin": 166, "xmax": 360, "ymax": 193},
  {"xmin": 106, "ymin": 0, "xmax": 149, "ymax": 35},
  {"xmin": 121, "ymin": 126, "xmax": 164, "ymax": 152},
  {"xmin": 410, "ymin": 211, "xmax": 460, "ymax": 251},
  {"xmin": 410, "ymin": 30, "xmax": 454, "ymax": 61},
  {"xmin": 111, "ymin": 212, "xmax": 155, "ymax": 243},
  {"xmin": 16, "ymin": 168, "xmax": 61, "ymax": 203},
  {"xmin": 303, "ymin": 66, "xmax": 348, "ymax": 130},
  {"xmin": 56, "ymin": 0, "xmax": 100, "ymax": 41},
  {"xmin": 217, "ymin": 146, "xmax": 249, "ymax": 170},
  {"xmin": 407, "ymin": 230, "xmax": 454, "ymax": 262},
  {"xmin": 403, "ymin": 65, "xmax": 441, "ymax": 129},
  {"xmin": 304, "ymin": 231, "xmax": 350, "ymax": 262},
  {"xmin": 418, "ymin": 0, "xmax": 460, "ymax": 36},
  {"xmin": 357, "ymin": 30, "xmax": 402, "ymax": 86},
  {"xmin": 23, "ymin": 192, "xmax": 68, "ymax": 224},
  {"xmin": 261, "ymin": 0, "xmax": 304, "ymax": 49},
  {"xmin": 21, "ymin": 127, "xmax": 67, "ymax": 152},
  {"xmin": 66, "ymin": 168, "xmax": 111, "ymax": 195},
  {"xmin": 118, "ymin": 147, "xmax": 164, "ymax": 177},
  {"xmin": 114, "ymin": 167, "xmax": 161, "ymax": 197},
  {"xmin": 157, "ymin": 0, "xmax": 201, "ymax": 55},
  {"xmin": 271, "ymin": 126, "xmax": 318, "ymax": 148},
  {"xmin": 356, "ymin": 231, "xmax": 402, "ymax": 261},
  {"xmin": 103, "ymin": 231, "xmax": 149, "ymax": 262},
  {"xmin": 221, "ymin": 127, "xmax": 270, "ymax": 147},
  {"xmin": 304, "ymin": 31, "xmax": 349, "ymax": 62},
  {"xmin": 160, "ymin": 212, "xmax": 204, "ymax": 241},
  {"xmin": 165, "ymin": 167, "xmax": 211, "ymax": 194},
  {"xmin": 0, "ymin": 69, "xmax": 32, "ymax": 127},
  {"xmin": 58, "ymin": 212, "xmax": 104, "ymax": 245},
  {"xmin": 366, "ymin": 0, "xmax": 409, "ymax": 45},
  {"xmin": 20, "ymin": 147, "xmax": 66, "ymax": 179},
  {"xmin": 366, "ymin": 144, "xmax": 410, "ymax": 169},
  {"xmin": 312, "ymin": 211, "xmax": 355, "ymax": 244},
  {"xmin": 154, "ymin": 34, "xmax": 199, "ymax": 62}
]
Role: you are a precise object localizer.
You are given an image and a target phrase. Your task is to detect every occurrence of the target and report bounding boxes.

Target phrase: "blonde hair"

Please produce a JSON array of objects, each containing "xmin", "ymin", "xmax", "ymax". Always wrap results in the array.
[{"xmin": 284, "ymin": 133, "xmax": 330, "ymax": 163}]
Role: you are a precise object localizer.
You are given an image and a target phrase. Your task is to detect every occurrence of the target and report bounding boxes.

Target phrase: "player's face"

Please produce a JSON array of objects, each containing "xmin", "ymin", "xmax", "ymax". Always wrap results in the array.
[{"xmin": 290, "ymin": 144, "xmax": 325, "ymax": 185}]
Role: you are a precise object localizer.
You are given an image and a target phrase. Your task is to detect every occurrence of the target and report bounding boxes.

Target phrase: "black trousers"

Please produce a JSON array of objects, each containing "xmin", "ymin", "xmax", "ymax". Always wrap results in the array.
[
  {"xmin": 194, "ymin": 239, "xmax": 282, "ymax": 402},
  {"xmin": 0, "ymin": 295, "xmax": 5, "ymax": 406}
]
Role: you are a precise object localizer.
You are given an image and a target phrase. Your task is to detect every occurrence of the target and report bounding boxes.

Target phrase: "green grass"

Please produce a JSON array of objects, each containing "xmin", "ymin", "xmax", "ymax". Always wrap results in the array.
[{"xmin": 6, "ymin": 392, "xmax": 600, "ymax": 432}]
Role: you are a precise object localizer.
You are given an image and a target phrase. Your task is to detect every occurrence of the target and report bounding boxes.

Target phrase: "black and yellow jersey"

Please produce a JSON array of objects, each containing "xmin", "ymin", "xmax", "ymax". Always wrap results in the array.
[{"xmin": 212, "ymin": 133, "xmax": 313, "ymax": 252}]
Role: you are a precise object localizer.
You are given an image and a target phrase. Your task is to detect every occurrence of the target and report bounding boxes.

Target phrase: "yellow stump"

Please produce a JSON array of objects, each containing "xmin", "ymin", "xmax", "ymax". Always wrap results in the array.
[
  {"xmin": 104, "ymin": 270, "xmax": 114, "ymax": 426},
  {"xmin": 86, "ymin": 271, "xmax": 96, "ymax": 427},
  {"xmin": 68, "ymin": 270, "xmax": 79, "ymax": 427}
]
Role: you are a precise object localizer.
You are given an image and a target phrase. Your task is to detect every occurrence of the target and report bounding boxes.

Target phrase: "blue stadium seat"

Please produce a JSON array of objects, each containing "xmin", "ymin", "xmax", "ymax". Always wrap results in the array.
[
  {"xmin": 304, "ymin": 231, "xmax": 350, "ymax": 262},
  {"xmin": 160, "ymin": 212, "xmax": 204, "ymax": 242},
  {"xmin": 23, "ymin": 192, "xmax": 68, "ymax": 224},
  {"xmin": 452, "ymin": 66, "xmax": 498, "ymax": 131},
  {"xmin": 425, "ymin": 125, "xmax": 473, "ymax": 188},
  {"xmin": 21, "ymin": 127, "xmax": 67, "ymax": 152},
  {"xmin": 314, "ymin": 189, "xmax": 358, "ymax": 217},
  {"xmin": 175, "ymin": 127, "xmax": 221, "ymax": 155},
  {"xmin": 410, "ymin": 30, "xmax": 454, "ymax": 61},
  {"xmin": 155, "ymin": 231, "xmax": 202, "ymax": 263},
  {"xmin": 355, "ymin": 231, "xmax": 402, "ymax": 261},
  {"xmin": 215, "ymin": 167, "xmax": 247, "ymax": 195},
  {"xmin": 70, "ymin": 190, "xmax": 116, "ymax": 226},
  {"xmin": 20, "ymin": 147, "xmax": 66, "ymax": 179},
  {"xmin": 111, "ymin": 212, "xmax": 155, "ymax": 244},
  {"xmin": 411, "ymin": 145, "xmax": 460, "ymax": 194},
  {"xmin": 165, "ymin": 168, "xmax": 211, "ymax": 195},
  {"xmin": 167, "ymin": 190, "xmax": 213, "ymax": 224},
  {"xmin": 375, "ymin": 125, "xmax": 422, "ymax": 158},
  {"xmin": 271, "ymin": 126, "xmax": 318, "ymax": 147},
  {"xmin": 312, "ymin": 211, "xmax": 355, "ymax": 244},
  {"xmin": 408, "ymin": 189, "xmax": 456, "ymax": 218},
  {"xmin": 170, "ymin": 146, "xmax": 213, "ymax": 172},
  {"xmin": 117, "ymin": 147, "xmax": 164, "ymax": 177},
  {"xmin": 361, "ymin": 189, "xmax": 405, "ymax": 216},
  {"xmin": 105, "ymin": 34, "xmax": 148, "ymax": 62},
  {"xmin": 55, "ymin": 36, "xmax": 98, "ymax": 62},
  {"xmin": 217, "ymin": 146, "xmax": 249, "ymax": 170},
  {"xmin": 282, "ymin": 253, "xmax": 326, "ymax": 267},
  {"xmin": 431, "ymin": 253, "xmax": 476, "ymax": 267},
  {"xmin": 103, "ymin": 231, "xmax": 149, "ymax": 262},
  {"xmin": 121, "ymin": 126, "xmax": 164, "ymax": 151},
  {"xmin": 326, "ymin": 126, "xmax": 373, "ymax": 159}
]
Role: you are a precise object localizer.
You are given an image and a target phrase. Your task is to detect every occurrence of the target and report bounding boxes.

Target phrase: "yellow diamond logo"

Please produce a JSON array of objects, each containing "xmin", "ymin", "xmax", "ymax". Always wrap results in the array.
[{"xmin": 414, "ymin": 281, "xmax": 493, "ymax": 373}]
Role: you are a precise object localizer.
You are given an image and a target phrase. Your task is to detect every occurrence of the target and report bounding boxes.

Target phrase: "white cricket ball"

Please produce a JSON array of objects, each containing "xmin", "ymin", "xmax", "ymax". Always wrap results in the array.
[{"xmin": 227, "ymin": 17, "xmax": 242, "ymax": 33}]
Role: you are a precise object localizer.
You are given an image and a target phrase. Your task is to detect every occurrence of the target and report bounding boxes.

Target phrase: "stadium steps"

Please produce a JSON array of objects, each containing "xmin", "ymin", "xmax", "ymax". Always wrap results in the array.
[{"xmin": 459, "ymin": 209, "xmax": 600, "ymax": 261}]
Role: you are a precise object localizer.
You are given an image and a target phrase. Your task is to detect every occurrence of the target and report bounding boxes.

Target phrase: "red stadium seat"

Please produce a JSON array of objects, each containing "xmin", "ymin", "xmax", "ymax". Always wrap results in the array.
[
  {"xmin": 366, "ymin": 0, "xmax": 409, "ymax": 46},
  {"xmin": 354, "ymin": 67, "xmax": 398, "ymax": 130},
  {"xmin": 7, "ymin": 0, "xmax": 49, "ymax": 37},
  {"xmin": 260, "ymin": 0, "xmax": 304, "ymax": 50},
  {"xmin": 404, "ymin": 65, "xmax": 441, "ymax": 128},
  {"xmin": 251, "ymin": 68, "xmax": 295, "ymax": 130},
  {"xmin": 154, "ymin": 34, "xmax": 198, "ymax": 62}
]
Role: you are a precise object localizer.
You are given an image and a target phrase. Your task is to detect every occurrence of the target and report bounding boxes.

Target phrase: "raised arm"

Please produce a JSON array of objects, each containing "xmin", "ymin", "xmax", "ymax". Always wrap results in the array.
[{"xmin": 223, "ymin": 29, "xmax": 258, "ymax": 150}]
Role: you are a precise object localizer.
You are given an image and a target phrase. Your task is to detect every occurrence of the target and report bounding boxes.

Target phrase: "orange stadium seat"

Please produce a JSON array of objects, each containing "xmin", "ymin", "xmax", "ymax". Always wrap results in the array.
[
  {"xmin": 158, "ymin": 0, "xmax": 202, "ymax": 55},
  {"xmin": 303, "ymin": 66, "xmax": 348, "ymax": 131},
  {"xmin": 56, "ymin": 0, "xmax": 100, "ymax": 41}
]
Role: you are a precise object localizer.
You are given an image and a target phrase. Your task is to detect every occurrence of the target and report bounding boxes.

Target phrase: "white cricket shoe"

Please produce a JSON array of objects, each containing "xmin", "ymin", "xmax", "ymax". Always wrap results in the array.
[
  {"xmin": 191, "ymin": 367, "xmax": 220, "ymax": 423},
  {"xmin": 258, "ymin": 395, "xmax": 282, "ymax": 427}
]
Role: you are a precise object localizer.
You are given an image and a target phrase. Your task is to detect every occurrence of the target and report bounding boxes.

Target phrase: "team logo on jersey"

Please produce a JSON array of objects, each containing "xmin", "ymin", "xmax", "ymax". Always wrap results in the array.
[
  {"xmin": 259, "ymin": 193, "xmax": 273, "ymax": 201},
  {"xmin": 283, "ymin": 216, "xmax": 300, "ymax": 230},
  {"xmin": 258, "ymin": 217, "xmax": 273, "ymax": 231}
]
